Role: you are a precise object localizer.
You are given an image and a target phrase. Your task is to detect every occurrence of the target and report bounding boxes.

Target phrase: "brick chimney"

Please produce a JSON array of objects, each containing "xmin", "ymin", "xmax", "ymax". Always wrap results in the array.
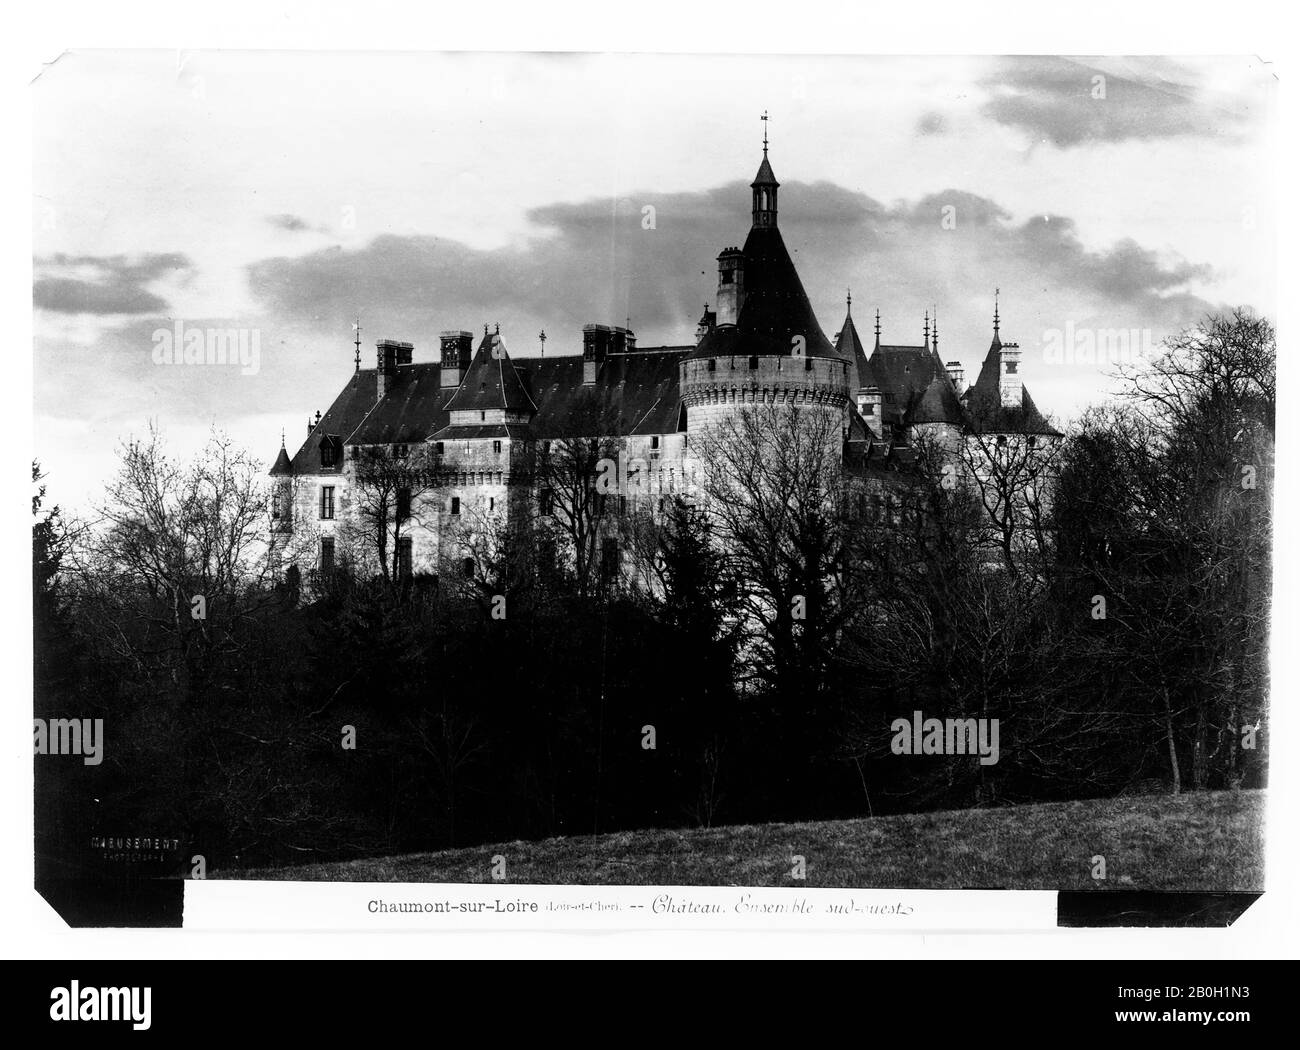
[{"xmin": 439, "ymin": 330, "xmax": 474, "ymax": 388}]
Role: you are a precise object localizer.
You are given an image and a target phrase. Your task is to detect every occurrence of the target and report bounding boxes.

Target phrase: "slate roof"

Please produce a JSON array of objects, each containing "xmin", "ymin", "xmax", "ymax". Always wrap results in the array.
[
  {"xmin": 834, "ymin": 306, "xmax": 872, "ymax": 393},
  {"xmin": 520, "ymin": 348, "xmax": 691, "ymax": 438},
  {"xmin": 960, "ymin": 334, "xmax": 1061, "ymax": 436},
  {"xmin": 288, "ymin": 369, "xmax": 396, "ymax": 474},
  {"xmin": 269, "ymin": 444, "xmax": 293, "ymax": 476},
  {"xmin": 690, "ymin": 152, "xmax": 837, "ymax": 363},
  {"xmin": 444, "ymin": 330, "xmax": 537, "ymax": 416}
]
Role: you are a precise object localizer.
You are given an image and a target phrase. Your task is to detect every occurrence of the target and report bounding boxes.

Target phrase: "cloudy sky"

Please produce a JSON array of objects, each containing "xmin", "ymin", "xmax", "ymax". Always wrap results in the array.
[{"xmin": 33, "ymin": 52, "xmax": 1275, "ymax": 508}]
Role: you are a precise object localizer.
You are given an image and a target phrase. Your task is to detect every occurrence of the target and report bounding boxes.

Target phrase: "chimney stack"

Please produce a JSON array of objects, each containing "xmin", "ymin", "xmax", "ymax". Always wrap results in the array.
[
  {"xmin": 583, "ymin": 323, "xmax": 612, "ymax": 384},
  {"xmin": 715, "ymin": 247, "xmax": 745, "ymax": 326},
  {"xmin": 999, "ymin": 343, "xmax": 1022, "ymax": 408},
  {"xmin": 439, "ymin": 330, "xmax": 474, "ymax": 388},
  {"xmin": 857, "ymin": 386, "xmax": 883, "ymax": 438},
  {"xmin": 375, "ymin": 339, "xmax": 409, "ymax": 401},
  {"xmin": 946, "ymin": 360, "xmax": 965, "ymax": 395}
]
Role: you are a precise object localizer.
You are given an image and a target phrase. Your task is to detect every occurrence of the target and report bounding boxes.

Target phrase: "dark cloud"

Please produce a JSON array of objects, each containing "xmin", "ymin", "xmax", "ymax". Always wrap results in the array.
[
  {"xmin": 916, "ymin": 111, "xmax": 947, "ymax": 136},
  {"xmin": 979, "ymin": 57, "xmax": 1250, "ymax": 147},
  {"xmin": 244, "ymin": 179, "xmax": 1216, "ymax": 360},
  {"xmin": 33, "ymin": 252, "xmax": 192, "ymax": 315},
  {"xmin": 267, "ymin": 213, "xmax": 311, "ymax": 232}
]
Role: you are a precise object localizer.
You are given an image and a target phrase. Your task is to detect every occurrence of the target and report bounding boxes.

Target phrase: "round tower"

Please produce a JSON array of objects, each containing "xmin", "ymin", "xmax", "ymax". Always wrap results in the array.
[{"xmin": 680, "ymin": 142, "xmax": 849, "ymax": 446}]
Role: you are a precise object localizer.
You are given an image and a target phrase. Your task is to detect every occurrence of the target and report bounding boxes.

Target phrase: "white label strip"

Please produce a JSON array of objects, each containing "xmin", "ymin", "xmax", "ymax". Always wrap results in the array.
[{"xmin": 184, "ymin": 881, "xmax": 1057, "ymax": 931}]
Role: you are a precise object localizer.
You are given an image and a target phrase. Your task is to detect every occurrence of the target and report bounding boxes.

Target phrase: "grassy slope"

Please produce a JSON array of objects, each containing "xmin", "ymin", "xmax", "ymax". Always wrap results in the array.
[{"xmin": 229, "ymin": 790, "xmax": 1265, "ymax": 891}]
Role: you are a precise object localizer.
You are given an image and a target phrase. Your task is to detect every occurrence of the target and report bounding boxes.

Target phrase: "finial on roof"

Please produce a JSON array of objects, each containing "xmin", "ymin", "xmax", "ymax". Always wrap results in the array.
[
  {"xmin": 761, "ymin": 109, "xmax": 769, "ymax": 154},
  {"xmin": 352, "ymin": 317, "xmax": 362, "ymax": 371},
  {"xmin": 494, "ymin": 322, "xmax": 500, "ymax": 335},
  {"xmin": 484, "ymin": 324, "xmax": 489, "ymax": 337},
  {"xmin": 923, "ymin": 309, "xmax": 930, "ymax": 346},
  {"xmin": 538, "ymin": 329, "xmax": 546, "ymax": 358},
  {"xmin": 874, "ymin": 308, "xmax": 881, "ymax": 345},
  {"xmin": 846, "ymin": 288, "xmax": 852, "ymax": 315},
  {"xmin": 932, "ymin": 308, "xmax": 939, "ymax": 349},
  {"xmin": 280, "ymin": 427, "xmax": 285, "ymax": 449},
  {"xmin": 994, "ymin": 287, "xmax": 1000, "ymax": 335}
]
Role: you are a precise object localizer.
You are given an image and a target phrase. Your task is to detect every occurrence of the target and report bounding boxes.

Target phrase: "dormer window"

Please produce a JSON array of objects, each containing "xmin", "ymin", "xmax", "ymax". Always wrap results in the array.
[{"xmin": 319, "ymin": 439, "xmax": 337, "ymax": 469}]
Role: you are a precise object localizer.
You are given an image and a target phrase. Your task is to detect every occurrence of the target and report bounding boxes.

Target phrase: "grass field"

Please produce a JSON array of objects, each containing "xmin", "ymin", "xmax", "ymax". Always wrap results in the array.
[{"xmin": 228, "ymin": 789, "xmax": 1265, "ymax": 891}]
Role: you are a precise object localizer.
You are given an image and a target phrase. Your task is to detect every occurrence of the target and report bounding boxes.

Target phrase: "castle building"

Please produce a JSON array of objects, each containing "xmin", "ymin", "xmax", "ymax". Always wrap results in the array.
[{"xmin": 270, "ymin": 141, "xmax": 1059, "ymax": 583}]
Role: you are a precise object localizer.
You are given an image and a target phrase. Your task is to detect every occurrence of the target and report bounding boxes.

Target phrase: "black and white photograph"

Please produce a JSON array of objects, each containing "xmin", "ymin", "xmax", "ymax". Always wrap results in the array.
[{"xmin": 8, "ymin": 1, "xmax": 1297, "ymax": 1001}]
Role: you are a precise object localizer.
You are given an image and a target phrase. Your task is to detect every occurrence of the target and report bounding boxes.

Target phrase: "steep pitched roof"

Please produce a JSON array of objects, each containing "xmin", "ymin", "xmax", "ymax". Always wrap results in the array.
[
  {"xmin": 521, "ymin": 348, "xmax": 690, "ymax": 439},
  {"xmin": 445, "ymin": 330, "xmax": 537, "ymax": 415},
  {"xmin": 960, "ymin": 335, "xmax": 1061, "ymax": 435},
  {"xmin": 288, "ymin": 369, "xmax": 388, "ymax": 473},
  {"xmin": 911, "ymin": 372, "xmax": 965, "ymax": 425},
  {"xmin": 348, "ymin": 363, "xmax": 455, "ymax": 445},
  {"xmin": 835, "ymin": 305, "xmax": 873, "ymax": 392},
  {"xmin": 269, "ymin": 443, "xmax": 293, "ymax": 476}
]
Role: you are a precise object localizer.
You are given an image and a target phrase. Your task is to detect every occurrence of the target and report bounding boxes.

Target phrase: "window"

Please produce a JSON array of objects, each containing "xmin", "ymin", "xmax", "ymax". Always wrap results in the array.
[
  {"xmin": 481, "ymin": 411, "xmax": 486, "ymax": 422},
  {"xmin": 320, "ymin": 440, "xmax": 337, "ymax": 469},
  {"xmin": 396, "ymin": 487, "xmax": 411, "ymax": 521},
  {"xmin": 493, "ymin": 439, "xmax": 502, "ymax": 455},
  {"xmin": 450, "ymin": 496, "xmax": 460, "ymax": 515},
  {"xmin": 650, "ymin": 435, "xmax": 661, "ymax": 459},
  {"xmin": 394, "ymin": 443, "xmax": 409, "ymax": 458},
  {"xmin": 618, "ymin": 495, "xmax": 627, "ymax": 515},
  {"xmin": 996, "ymin": 435, "xmax": 1008, "ymax": 447},
  {"xmin": 707, "ymin": 359, "xmax": 716, "ymax": 373},
  {"xmin": 720, "ymin": 270, "xmax": 734, "ymax": 285},
  {"xmin": 398, "ymin": 536, "xmax": 412, "ymax": 580},
  {"xmin": 804, "ymin": 357, "xmax": 813, "ymax": 371},
  {"xmin": 1006, "ymin": 361, "xmax": 1018, "ymax": 375},
  {"xmin": 489, "ymin": 496, "xmax": 496, "ymax": 512},
  {"xmin": 319, "ymin": 486, "xmax": 335, "ymax": 520},
  {"xmin": 461, "ymin": 556, "xmax": 475, "ymax": 579},
  {"xmin": 540, "ymin": 488, "xmax": 554, "ymax": 516},
  {"xmin": 435, "ymin": 441, "xmax": 445, "ymax": 455},
  {"xmin": 682, "ymin": 433, "xmax": 689, "ymax": 450},
  {"xmin": 319, "ymin": 536, "xmax": 335, "ymax": 573},
  {"xmin": 748, "ymin": 355, "xmax": 758, "ymax": 369}
]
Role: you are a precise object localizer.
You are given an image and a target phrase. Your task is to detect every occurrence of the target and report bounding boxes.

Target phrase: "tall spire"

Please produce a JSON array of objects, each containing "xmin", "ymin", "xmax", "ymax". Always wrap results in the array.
[{"xmin": 751, "ymin": 113, "xmax": 779, "ymax": 229}]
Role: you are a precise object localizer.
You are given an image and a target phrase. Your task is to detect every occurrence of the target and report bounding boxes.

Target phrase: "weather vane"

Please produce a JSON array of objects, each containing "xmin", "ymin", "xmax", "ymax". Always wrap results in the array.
[
  {"xmin": 538, "ymin": 329, "xmax": 547, "ymax": 358},
  {"xmin": 761, "ymin": 110, "xmax": 769, "ymax": 153}
]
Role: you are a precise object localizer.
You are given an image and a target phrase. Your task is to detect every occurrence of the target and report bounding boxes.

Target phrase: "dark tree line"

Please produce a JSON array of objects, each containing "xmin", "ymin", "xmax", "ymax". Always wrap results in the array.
[{"xmin": 33, "ymin": 311, "xmax": 1271, "ymax": 874}]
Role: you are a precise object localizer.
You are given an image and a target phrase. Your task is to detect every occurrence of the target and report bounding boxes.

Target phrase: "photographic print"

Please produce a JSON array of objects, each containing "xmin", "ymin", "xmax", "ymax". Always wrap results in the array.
[{"xmin": 31, "ymin": 51, "xmax": 1275, "ymax": 930}]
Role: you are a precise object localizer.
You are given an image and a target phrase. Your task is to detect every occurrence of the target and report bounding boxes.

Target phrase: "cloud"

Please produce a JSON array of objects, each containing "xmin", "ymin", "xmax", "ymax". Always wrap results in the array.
[
  {"xmin": 33, "ymin": 252, "xmax": 193, "ymax": 315},
  {"xmin": 978, "ymin": 57, "xmax": 1251, "ymax": 147},
  {"xmin": 267, "ymin": 213, "xmax": 311, "ymax": 232},
  {"xmin": 243, "ymin": 179, "xmax": 1217, "ymax": 357}
]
